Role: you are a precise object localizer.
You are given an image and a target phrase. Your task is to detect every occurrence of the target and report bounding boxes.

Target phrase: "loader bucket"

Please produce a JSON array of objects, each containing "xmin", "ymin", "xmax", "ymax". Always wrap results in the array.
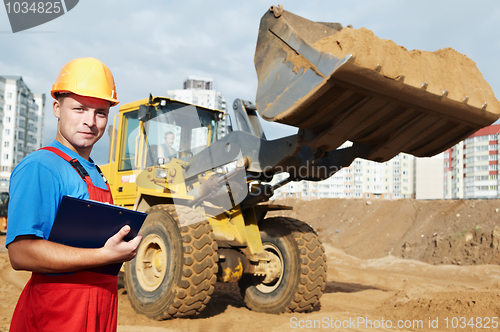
[{"xmin": 254, "ymin": 6, "xmax": 500, "ymax": 162}]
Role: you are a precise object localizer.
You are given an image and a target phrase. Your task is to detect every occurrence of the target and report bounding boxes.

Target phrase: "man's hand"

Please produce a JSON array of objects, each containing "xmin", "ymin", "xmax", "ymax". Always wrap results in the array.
[
  {"xmin": 101, "ymin": 225, "xmax": 142, "ymax": 264},
  {"xmin": 8, "ymin": 227, "xmax": 142, "ymax": 273}
]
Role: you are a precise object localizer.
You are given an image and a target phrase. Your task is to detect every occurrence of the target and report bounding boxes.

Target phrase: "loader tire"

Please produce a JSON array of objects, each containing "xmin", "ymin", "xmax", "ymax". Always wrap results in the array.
[
  {"xmin": 124, "ymin": 205, "xmax": 218, "ymax": 320},
  {"xmin": 239, "ymin": 217, "xmax": 327, "ymax": 313}
]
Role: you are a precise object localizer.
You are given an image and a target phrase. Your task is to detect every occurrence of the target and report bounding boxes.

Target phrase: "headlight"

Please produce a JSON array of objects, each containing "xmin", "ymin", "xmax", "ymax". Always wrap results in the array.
[{"xmin": 155, "ymin": 168, "xmax": 168, "ymax": 179}]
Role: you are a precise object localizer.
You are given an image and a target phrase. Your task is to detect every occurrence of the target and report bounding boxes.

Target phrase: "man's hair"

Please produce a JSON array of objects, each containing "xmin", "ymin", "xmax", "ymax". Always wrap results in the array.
[
  {"xmin": 55, "ymin": 92, "xmax": 74, "ymax": 105},
  {"xmin": 165, "ymin": 131, "xmax": 174, "ymax": 139}
]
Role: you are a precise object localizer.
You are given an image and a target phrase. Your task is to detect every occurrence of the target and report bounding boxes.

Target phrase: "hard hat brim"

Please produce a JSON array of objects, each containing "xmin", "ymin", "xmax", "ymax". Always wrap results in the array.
[{"xmin": 51, "ymin": 88, "xmax": 119, "ymax": 107}]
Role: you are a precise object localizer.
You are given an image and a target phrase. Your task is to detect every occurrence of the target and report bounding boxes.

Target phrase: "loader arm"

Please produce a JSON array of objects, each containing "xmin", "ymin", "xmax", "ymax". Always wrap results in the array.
[{"xmin": 184, "ymin": 126, "xmax": 373, "ymax": 182}]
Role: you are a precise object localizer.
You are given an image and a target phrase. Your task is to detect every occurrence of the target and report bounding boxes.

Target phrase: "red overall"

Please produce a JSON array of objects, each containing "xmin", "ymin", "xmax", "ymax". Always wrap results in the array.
[{"xmin": 10, "ymin": 147, "xmax": 118, "ymax": 332}]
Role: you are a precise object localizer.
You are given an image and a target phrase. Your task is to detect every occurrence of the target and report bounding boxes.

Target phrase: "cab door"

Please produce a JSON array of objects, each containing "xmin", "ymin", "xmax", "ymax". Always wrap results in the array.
[{"xmin": 111, "ymin": 109, "xmax": 140, "ymax": 208}]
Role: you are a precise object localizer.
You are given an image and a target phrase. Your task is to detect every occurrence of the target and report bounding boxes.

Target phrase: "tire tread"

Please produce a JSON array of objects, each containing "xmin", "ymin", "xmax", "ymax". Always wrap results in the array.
[
  {"xmin": 277, "ymin": 217, "xmax": 327, "ymax": 313},
  {"xmin": 135, "ymin": 205, "xmax": 218, "ymax": 320}
]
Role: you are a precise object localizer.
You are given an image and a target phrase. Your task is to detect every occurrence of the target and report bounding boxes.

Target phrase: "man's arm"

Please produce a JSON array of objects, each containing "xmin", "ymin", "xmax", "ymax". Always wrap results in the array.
[
  {"xmin": 8, "ymin": 225, "xmax": 142, "ymax": 274},
  {"xmin": 158, "ymin": 145, "xmax": 165, "ymax": 158}
]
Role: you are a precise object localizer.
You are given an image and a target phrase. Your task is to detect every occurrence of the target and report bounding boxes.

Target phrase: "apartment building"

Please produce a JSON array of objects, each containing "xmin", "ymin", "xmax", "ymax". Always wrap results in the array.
[
  {"xmin": 167, "ymin": 76, "xmax": 228, "ymax": 141},
  {"xmin": 444, "ymin": 124, "xmax": 500, "ymax": 199},
  {"xmin": 0, "ymin": 76, "xmax": 45, "ymax": 191},
  {"xmin": 414, "ymin": 154, "xmax": 445, "ymax": 199},
  {"xmin": 167, "ymin": 76, "xmax": 226, "ymax": 112},
  {"xmin": 272, "ymin": 125, "xmax": 500, "ymax": 200},
  {"xmin": 273, "ymin": 142, "xmax": 415, "ymax": 200},
  {"xmin": 0, "ymin": 77, "xmax": 5, "ymax": 152}
]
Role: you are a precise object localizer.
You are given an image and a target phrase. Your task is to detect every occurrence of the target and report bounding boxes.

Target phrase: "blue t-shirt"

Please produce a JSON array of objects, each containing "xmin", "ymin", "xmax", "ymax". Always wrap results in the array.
[{"xmin": 5, "ymin": 141, "xmax": 107, "ymax": 247}]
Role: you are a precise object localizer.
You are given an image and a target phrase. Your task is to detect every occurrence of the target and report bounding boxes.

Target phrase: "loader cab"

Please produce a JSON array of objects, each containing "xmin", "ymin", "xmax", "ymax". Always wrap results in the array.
[
  {"xmin": 103, "ymin": 97, "xmax": 224, "ymax": 208},
  {"xmin": 118, "ymin": 98, "xmax": 221, "ymax": 171}
]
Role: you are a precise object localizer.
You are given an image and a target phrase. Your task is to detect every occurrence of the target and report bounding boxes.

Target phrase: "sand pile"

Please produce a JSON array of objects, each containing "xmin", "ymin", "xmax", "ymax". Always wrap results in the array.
[
  {"xmin": 313, "ymin": 27, "xmax": 500, "ymax": 113},
  {"xmin": 268, "ymin": 198, "xmax": 500, "ymax": 266}
]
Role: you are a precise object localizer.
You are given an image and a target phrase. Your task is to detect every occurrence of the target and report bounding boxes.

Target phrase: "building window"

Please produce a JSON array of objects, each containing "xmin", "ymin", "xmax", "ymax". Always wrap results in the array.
[
  {"xmin": 7, "ymin": 92, "xmax": 12, "ymax": 99},
  {"xmin": 4, "ymin": 141, "xmax": 8, "ymax": 147},
  {"xmin": 5, "ymin": 129, "xmax": 9, "ymax": 135},
  {"xmin": 3, "ymin": 154, "xmax": 8, "ymax": 160}
]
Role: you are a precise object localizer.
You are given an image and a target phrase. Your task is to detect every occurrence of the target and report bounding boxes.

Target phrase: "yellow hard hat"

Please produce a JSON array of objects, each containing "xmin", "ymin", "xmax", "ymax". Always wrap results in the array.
[{"xmin": 51, "ymin": 57, "xmax": 119, "ymax": 106}]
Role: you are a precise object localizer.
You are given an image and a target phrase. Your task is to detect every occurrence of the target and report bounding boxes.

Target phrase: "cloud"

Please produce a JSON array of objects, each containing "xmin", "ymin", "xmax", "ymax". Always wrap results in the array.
[{"xmin": 1, "ymin": 0, "xmax": 499, "ymax": 164}]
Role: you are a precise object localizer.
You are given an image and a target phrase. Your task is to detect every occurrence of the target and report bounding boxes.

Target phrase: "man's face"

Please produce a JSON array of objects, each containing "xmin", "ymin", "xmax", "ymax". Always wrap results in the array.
[
  {"xmin": 53, "ymin": 94, "xmax": 110, "ymax": 158},
  {"xmin": 165, "ymin": 133, "xmax": 175, "ymax": 147}
]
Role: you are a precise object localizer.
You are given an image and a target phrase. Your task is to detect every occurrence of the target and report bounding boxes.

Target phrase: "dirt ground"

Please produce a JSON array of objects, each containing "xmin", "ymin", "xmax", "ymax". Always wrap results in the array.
[{"xmin": 1, "ymin": 198, "xmax": 499, "ymax": 331}]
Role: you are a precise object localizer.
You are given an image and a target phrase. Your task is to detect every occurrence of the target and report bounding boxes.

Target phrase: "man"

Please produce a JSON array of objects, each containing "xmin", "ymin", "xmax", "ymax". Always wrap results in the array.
[
  {"xmin": 159, "ymin": 131, "xmax": 177, "ymax": 161},
  {"xmin": 6, "ymin": 57, "xmax": 141, "ymax": 331}
]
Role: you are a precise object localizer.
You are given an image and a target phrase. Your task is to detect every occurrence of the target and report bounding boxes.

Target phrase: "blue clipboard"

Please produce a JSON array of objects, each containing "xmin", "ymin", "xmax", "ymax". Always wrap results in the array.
[{"xmin": 48, "ymin": 195, "xmax": 147, "ymax": 275}]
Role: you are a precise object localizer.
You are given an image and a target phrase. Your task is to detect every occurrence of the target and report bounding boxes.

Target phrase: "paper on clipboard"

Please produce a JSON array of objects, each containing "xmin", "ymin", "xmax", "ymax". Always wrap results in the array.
[{"xmin": 48, "ymin": 195, "xmax": 147, "ymax": 275}]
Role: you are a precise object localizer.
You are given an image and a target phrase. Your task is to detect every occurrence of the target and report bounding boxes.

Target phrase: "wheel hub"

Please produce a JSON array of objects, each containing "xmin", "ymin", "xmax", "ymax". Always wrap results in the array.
[
  {"xmin": 136, "ymin": 234, "xmax": 167, "ymax": 292},
  {"xmin": 152, "ymin": 250, "xmax": 164, "ymax": 277},
  {"xmin": 254, "ymin": 243, "xmax": 284, "ymax": 293},
  {"xmin": 262, "ymin": 250, "xmax": 281, "ymax": 284}
]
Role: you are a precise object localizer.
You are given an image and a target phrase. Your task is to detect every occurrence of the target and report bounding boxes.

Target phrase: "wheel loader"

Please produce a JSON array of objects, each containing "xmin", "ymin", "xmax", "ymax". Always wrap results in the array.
[{"xmin": 99, "ymin": 5, "xmax": 500, "ymax": 319}]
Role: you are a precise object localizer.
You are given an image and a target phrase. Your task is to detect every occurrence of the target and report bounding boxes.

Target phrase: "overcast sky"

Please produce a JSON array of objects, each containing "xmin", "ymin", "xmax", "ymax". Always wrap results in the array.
[{"xmin": 1, "ymin": 0, "xmax": 499, "ymax": 164}]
